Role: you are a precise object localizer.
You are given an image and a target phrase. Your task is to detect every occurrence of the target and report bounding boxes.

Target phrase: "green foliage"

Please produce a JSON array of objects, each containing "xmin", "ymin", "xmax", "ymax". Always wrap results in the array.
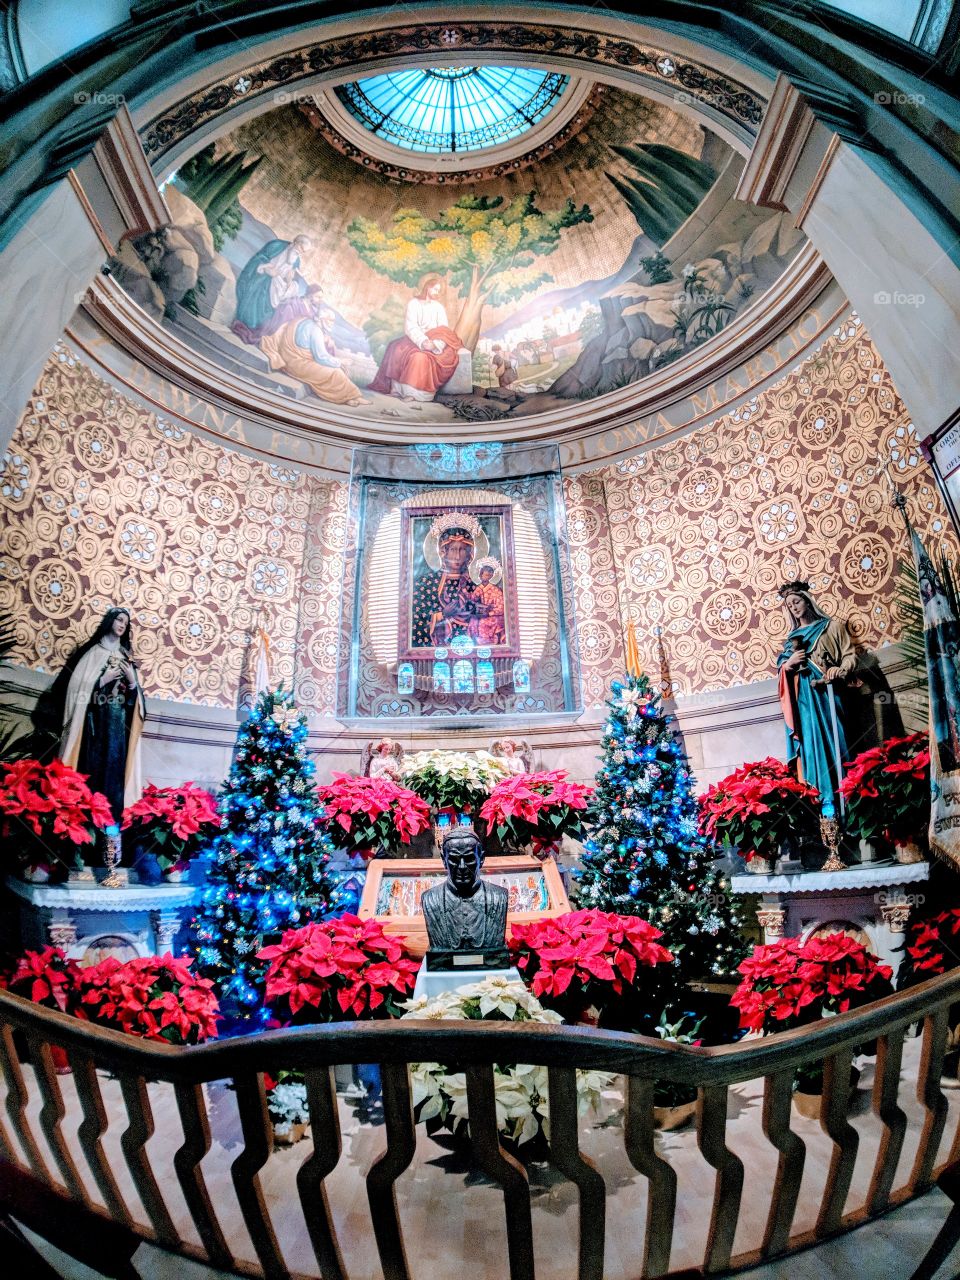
[
  {"xmin": 577, "ymin": 672, "xmax": 748, "ymax": 984},
  {"xmin": 640, "ymin": 251, "xmax": 673, "ymax": 284},
  {"xmin": 606, "ymin": 143, "xmax": 716, "ymax": 245},
  {"xmin": 362, "ymin": 295, "xmax": 406, "ymax": 363},
  {"xmin": 179, "ymin": 276, "xmax": 206, "ymax": 316},
  {"xmin": 210, "ymin": 200, "xmax": 243, "ymax": 251},
  {"xmin": 172, "ymin": 147, "xmax": 261, "ymax": 241},
  {"xmin": 346, "ymin": 190, "xmax": 593, "ymax": 303}
]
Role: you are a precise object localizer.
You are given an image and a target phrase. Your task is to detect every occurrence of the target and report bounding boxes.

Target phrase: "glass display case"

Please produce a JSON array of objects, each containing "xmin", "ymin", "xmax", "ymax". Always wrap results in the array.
[{"xmin": 334, "ymin": 442, "xmax": 581, "ymax": 722}]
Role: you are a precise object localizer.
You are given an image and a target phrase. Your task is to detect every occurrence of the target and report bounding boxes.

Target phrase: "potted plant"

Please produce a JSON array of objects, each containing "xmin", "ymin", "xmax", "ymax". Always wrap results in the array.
[
  {"xmin": 840, "ymin": 732, "xmax": 930, "ymax": 862},
  {"xmin": 2, "ymin": 946, "xmax": 83, "ymax": 1071},
  {"xmin": 509, "ymin": 908, "xmax": 675, "ymax": 1032},
  {"xmin": 121, "ymin": 782, "xmax": 221, "ymax": 884},
  {"xmin": 730, "ymin": 933, "xmax": 893, "ymax": 1116},
  {"xmin": 266, "ymin": 1072, "xmax": 311, "ymax": 1146},
  {"xmin": 698, "ymin": 758, "xmax": 821, "ymax": 873},
  {"xmin": 479, "ymin": 770, "xmax": 592, "ymax": 859},
  {"xmin": 398, "ymin": 749, "xmax": 511, "ymax": 820},
  {"xmin": 652, "ymin": 1012, "xmax": 704, "ymax": 1130},
  {"xmin": 401, "ymin": 976, "xmax": 614, "ymax": 1160},
  {"xmin": 0, "ymin": 757, "xmax": 113, "ymax": 880},
  {"xmin": 315, "ymin": 773, "xmax": 431, "ymax": 862},
  {"xmin": 257, "ymin": 915, "xmax": 420, "ymax": 1023},
  {"xmin": 76, "ymin": 953, "xmax": 220, "ymax": 1044}
]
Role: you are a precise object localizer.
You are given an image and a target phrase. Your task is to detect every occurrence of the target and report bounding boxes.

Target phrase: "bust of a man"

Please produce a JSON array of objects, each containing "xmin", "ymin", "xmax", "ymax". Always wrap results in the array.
[{"xmin": 421, "ymin": 828, "xmax": 508, "ymax": 952}]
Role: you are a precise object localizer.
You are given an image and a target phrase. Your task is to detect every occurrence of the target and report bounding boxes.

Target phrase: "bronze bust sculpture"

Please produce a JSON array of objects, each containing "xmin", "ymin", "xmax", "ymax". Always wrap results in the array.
[{"xmin": 421, "ymin": 828, "xmax": 508, "ymax": 954}]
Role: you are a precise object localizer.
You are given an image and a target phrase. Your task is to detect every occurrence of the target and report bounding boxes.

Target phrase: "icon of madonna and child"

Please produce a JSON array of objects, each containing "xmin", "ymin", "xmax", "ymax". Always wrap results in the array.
[{"xmin": 400, "ymin": 507, "xmax": 519, "ymax": 660}]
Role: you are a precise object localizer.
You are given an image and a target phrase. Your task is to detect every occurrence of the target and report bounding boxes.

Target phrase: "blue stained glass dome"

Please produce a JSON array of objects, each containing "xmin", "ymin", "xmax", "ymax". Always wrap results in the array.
[{"xmin": 335, "ymin": 66, "xmax": 570, "ymax": 156}]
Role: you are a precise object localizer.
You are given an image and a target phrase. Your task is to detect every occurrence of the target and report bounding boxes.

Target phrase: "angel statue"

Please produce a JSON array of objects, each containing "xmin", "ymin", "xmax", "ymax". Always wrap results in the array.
[
  {"xmin": 362, "ymin": 736, "xmax": 405, "ymax": 781},
  {"xmin": 33, "ymin": 608, "xmax": 146, "ymax": 830},
  {"xmin": 490, "ymin": 738, "xmax": 532, "ymax": 775}
]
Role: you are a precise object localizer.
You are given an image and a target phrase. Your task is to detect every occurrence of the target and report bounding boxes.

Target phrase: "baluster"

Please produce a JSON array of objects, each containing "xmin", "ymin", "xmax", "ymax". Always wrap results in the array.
[
  {"xmin": 367, "ymin": 1061, "xmax": 416, "ymax": 1280},
  {"xmin": 0, "ymin": 1024, "xmax": 49, "ymax": 1178},
  {"xmin": 0, "ymin": 1025, "xmax": 21, "ymax": 1164},
  {"xmin": 69, "ymin": 1050, "xmax": 130, "ymax": 1223},
  {"xmin": 697, "ymin": 1083, "xmax": 744, "ymax": 1273},
  {"xmin": 26, "ymin": 1034, "xmax": 90, "ymax": 1205},
  {"xmin": 760, "ymin": 1069, "xmax": 805, "ymax": 1257},
  {"xmin": 623, "ymin": 1075, "xmax": 677, "ymax": 1278},
  {"xmin": 465, "ymin": 1063, "xmax": 535, "ymax": 1280},
  {"xmin": 814, "ymin": 1051, "xmax": 859, "ymax": 1237},
  {"xmin": 866, "ymin": 1028, "xmax": 907, "ymax": 1215},
  {"xmin": 908, "ymin": 1006, "xmax": 951, "ymax": 1193},
  {"xmin": 546, "ymin": 1066, "xmax": 605, "ymax": 1280},
  {"xmin": 298, "ymin": 1066, "xmax": 347, "ymax": 1280},
  {"xmin": 231, "ymin": 1071, "xmax": 291, "ymax": 1280},
  {"xmin": 119, "ymin": 1073, "xmax": 178, "ymax": 1247},
  {"xmin": 174, "ymin": 1080, "xmax": 234, "ymax": 1270}
]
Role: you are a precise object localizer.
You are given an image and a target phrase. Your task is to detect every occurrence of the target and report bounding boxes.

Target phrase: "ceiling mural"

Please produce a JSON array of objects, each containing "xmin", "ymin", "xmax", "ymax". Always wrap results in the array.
[{"xmin": 113, "ymin": 81, "xmax": 804, "ymax": 426}]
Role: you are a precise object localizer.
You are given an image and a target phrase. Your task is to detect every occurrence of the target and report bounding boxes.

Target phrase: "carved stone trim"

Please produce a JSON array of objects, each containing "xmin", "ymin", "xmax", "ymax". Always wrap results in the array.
[
  {"xmin": 756, "ymin": 907, "xmax": 786, "ymax": 938},
  {"xmin": 880, "ymin": 902, "xmax": 912, "ymax": 934},
  {"xmin": 138, "ymin": 21, "xmax": 765, "ymax": 161}
]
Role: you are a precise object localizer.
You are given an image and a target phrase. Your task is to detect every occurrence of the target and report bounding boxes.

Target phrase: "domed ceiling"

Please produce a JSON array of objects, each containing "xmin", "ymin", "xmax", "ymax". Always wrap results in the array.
[{"xmin": 112, "ymin": 71, "xmax": 805, "ymax": 428}]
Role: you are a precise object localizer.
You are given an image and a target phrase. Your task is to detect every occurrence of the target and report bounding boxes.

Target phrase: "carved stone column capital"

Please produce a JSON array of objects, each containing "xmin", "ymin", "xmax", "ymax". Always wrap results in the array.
[{"xmin": 757, "ymin": 907, "xmax": 787, "ymax": 939}]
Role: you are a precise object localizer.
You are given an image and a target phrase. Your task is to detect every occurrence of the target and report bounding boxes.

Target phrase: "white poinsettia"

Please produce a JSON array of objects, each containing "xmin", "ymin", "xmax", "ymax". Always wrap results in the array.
[{"xmin": 400, "ymin": 977, "xmax": 616, "ymax": 1147}]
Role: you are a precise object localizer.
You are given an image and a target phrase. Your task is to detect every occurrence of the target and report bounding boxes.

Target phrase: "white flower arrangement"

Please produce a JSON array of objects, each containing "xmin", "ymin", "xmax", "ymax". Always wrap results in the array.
[
  {"xmin": 267, "ymin": 1080, "xmax": 310, "ymax": 1137},
  {"xmin": 399, "ymin": 749, "xmax": 511, "ymax": 812},
  {"xmin": 401, "ymin": 977, "xmax": 615, "ymax": 1147}
]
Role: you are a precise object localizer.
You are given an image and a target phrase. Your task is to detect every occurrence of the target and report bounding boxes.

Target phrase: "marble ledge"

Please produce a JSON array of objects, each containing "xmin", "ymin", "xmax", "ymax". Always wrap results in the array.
[
  {"xmin": 5, "ymin": 877, "xmax": 197, "ymax": 910},
  {"xmin": 731, "ymin": 860, "xmax": 929, "ymax": 895}
]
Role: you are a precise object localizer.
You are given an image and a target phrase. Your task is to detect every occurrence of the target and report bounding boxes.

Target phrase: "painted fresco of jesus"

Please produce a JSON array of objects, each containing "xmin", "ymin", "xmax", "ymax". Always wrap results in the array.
[{"xmin": 368, "ymin": 275, "xmax": 462, "ymax": 402}]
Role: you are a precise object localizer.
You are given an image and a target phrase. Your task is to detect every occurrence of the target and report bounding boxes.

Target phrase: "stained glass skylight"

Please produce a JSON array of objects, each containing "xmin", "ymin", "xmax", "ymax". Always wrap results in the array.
[{"xmin": 335, "ymin": 66, "xmax": 570, "ymax": 156}]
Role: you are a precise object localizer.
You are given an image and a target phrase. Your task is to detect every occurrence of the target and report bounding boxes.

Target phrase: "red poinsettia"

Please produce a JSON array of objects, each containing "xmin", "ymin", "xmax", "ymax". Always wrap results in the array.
[
  {"xmin": 258, "ymin": 915, "xmax": 420, "ymax": 1022},
  {"xmin": 730, "ymin": 933, "xmax": 893, "ymax": 1036},
  {"xmin": 122, "ymin": 782, "xmax": 221, "ymax": 869},
  {"xmin": 5, "ymin": 946, "xmax": 81, "ymax": 1013},
  {"xmin": 840, "ymin": 733, "xmax": 930, "ymax": 847},
  {"xmin": 315, "ymin": 774, "xmax": 431, "ymax": 858},
  {"xmin": 903, "ymin": 908, "xmax": 960, "ymax": 977},
  {"xmin": 480, "ymin": 770, "xmax": 593, "ymax": 854},
  {"xmin": 698, "ymin": 758, "xmax": 820, "ymax": 862},
  {"xmin": 0, "ymin": 758, "xmax": 114, "ymax": 871},
  {"xmin": 510, "ymin": 909, "xmax": 674, "ymax": 1020},
  {"xmin": 77, "ymin": 953, "xmax": 219, "ymax": 1044}
]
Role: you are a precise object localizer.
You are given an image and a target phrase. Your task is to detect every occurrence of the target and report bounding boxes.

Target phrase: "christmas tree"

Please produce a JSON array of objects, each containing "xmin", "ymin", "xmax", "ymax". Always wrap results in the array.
[
  {"xmin": 576, "ymin": 671, "xmax": 747, "ymax": 985},
  {"xmin": 191, "ymin": 686, "xmax": 334, "ymax": 1027}
]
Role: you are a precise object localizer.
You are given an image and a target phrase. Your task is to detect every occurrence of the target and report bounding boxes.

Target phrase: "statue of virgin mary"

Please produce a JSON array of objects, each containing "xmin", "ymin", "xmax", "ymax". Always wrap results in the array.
[{"xmin": 34, "ymin": 608, "xmax": 146, "ymax": 827}]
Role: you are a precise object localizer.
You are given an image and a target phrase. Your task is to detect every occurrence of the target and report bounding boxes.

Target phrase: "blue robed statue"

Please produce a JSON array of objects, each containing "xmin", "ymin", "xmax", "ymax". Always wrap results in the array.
[{"xmin": 776, "ymin": 580, "xmax": 857, "ymax": 817}]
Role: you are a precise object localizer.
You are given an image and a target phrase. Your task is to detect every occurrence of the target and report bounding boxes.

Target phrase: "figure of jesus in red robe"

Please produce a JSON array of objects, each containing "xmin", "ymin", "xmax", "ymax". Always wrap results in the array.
[{"xmin": 368, "ymin": 275, "xmax": 462, "ymax": 402}]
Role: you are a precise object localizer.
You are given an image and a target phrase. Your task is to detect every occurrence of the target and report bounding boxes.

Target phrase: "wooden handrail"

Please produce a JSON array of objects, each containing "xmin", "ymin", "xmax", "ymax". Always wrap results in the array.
[
  {"xmin": 2, "ymin": 968, "xmax": 960, "ymax": 1280},
  {"xmin": 1, "ymin": 967, "xmax": 959, "ymax": 1081}
]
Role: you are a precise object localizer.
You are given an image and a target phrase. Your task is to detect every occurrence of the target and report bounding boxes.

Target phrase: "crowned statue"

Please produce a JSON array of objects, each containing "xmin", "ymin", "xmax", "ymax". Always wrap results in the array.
[{"xmin": 34, "ymin": 608, "xmax": 146, "ymax": 834}]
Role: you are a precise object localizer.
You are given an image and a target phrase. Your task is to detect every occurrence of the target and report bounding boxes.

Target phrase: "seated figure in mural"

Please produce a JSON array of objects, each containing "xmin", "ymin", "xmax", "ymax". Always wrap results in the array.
[
  {"xmin": 368, "ymin": 275, "xmax": 462, "ymax": 402},
  {"xmin": 231, "ymin": 235, "xmax": 313, "ymax": 344},
  {"xmin": 777, "ymin": 581, "xmax": 859, "ymax": 815},
  {"xmin": 34, "ymin": 608, "xmax": 145, "ymax": 829},
  {"xmin": 412, "ymin": 512, "xmax": 481, "ymax": 649},
  {"xmin": 260, "ymin": 291, "xmax": 370, "ymax": 407},
  {"xmin": 468, "ymin": 557, "xmax": 507, "ymax": 646}
]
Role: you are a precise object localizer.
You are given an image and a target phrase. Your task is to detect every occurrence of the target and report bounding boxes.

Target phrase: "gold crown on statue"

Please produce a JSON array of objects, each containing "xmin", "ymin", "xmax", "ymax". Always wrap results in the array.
[
  {"xmin": 778, "ymin": 580, "xmax": 811, "ymax": 598},
  {"xmin": 429, "ymin": 510, "xmax": 482, "ymax": 543}
]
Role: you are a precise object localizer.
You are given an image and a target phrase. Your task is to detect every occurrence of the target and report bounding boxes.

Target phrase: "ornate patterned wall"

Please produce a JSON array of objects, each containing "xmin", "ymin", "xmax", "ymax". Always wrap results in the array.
[
  {"xmin": 0, "ymin": 344, "xmax": 319, "ymax": 704},
  {"xmin": 1, "ymin": 318, "xmax": 956, "ymax": 714},
  {"xmin": 597, "ymin": 316, "xmax": 958, "ymax": 696}
]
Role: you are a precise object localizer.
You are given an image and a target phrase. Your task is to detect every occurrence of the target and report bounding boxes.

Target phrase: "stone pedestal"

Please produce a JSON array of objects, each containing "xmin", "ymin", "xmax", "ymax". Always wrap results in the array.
[
  {"xmin": 444, "ymin": 347, "xmax": 474, "ymax": 394},
  {"xmin": 731, "ymin": 860, "xmax": 929, "ymax": 977},
  {"xmin": 5, "ymin": 877, "xmax": 198, "ymax": 963}
]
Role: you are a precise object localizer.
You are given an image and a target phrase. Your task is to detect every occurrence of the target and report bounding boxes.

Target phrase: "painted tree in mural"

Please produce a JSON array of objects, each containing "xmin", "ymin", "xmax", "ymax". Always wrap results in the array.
[
  {"xmin": 191, "ymin": 686, "xmax": 334, "ymax": 1026},
  {"xmin": 577, "ymin": 671, "xmax": 747, "ymax": 984},
  {"xmin": 605, "ymin": 144, "xmax": 716, "ymax": 245},
  {"xmin": 346, "ymin": 192, "xmax": 593, "ymax": 350}
]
